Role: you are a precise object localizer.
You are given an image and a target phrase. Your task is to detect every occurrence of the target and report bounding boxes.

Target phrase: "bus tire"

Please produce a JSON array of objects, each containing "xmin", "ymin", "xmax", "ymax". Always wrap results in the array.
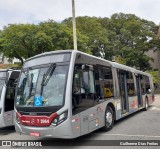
[
  {"xmin": 144, "ymin": 98, "xmax": 149, "ymax": 111},
  {"xmin": 103, "ymin": 106, "xmax": 114, "ymax": 131}
]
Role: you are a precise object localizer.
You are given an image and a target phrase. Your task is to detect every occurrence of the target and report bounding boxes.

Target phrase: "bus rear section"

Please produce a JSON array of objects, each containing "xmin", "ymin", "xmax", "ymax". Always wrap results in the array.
[{"xmin": 0, "ymin": 69, "xmax": 20, "ymax": 128}]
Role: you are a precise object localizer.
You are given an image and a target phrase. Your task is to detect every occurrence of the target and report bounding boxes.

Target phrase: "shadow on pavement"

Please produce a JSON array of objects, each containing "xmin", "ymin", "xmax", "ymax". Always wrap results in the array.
[
  {"xmin": 35, "ymin": 107, "xmax": 150, "ymax": 145},
  {"xmin": 0, "ymin": 126, "xmax": 15, "ymax": 135}
]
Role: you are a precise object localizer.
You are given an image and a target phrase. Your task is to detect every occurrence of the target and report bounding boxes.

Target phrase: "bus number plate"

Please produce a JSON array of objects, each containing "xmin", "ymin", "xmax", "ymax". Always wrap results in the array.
[{"xmin": 30, "ymin": 132, "xmax": 40, "ymax": 137}]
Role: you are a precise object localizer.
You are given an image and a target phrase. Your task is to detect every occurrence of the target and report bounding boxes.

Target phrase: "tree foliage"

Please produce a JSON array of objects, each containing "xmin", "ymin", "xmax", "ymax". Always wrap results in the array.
[
  {"xmin": 146, "ymin": 70, "xmax": 160, "ymax": 85},
  {"xmin": 0, "ymin": 21, "xmax": 88, "ymax": 64},
  {"xmin": 63, "ymin": 16, "xmax": 109, "ymax": 57},
  {"xmin": 99, "ymin": 13, "xmax": 157, "ymax": 70},
  {"xmin": 0, "ymin": 13, "xmax": 160, "ymax": 71}
]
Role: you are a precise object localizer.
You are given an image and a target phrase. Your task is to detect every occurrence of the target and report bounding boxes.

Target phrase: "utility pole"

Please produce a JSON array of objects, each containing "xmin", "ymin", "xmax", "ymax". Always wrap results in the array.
[{"xmin": 72, "ymin": 0, "xmax": 77, "ymax": 50}]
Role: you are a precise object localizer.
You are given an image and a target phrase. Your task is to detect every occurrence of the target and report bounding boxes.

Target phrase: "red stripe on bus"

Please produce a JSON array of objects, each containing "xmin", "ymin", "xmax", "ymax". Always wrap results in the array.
[{"xmin": 16, "ymin": 112, "xmax": 57, "ymax": 127}]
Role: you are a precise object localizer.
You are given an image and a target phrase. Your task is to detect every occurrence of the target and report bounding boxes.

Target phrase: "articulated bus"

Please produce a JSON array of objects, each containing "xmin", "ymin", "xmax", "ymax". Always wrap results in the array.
[
  {"xmin": 0, "ymin": 68, "xmax": 20, "ymax": 128},
  {"xmin": 14, "ymin": 50, "xmax": 154, "ymax": 138}
]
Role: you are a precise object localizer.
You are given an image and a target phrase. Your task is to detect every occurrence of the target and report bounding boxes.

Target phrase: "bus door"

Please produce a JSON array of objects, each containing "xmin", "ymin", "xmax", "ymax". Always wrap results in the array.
[
  {"xmin": 3, "ymin": 71, "xmax": 20, "ymax": 126},
  {"xmin": 118, "ymin": 70, "xmax": 129, "ymax": 113},
  {"xmin": 136, "ymin": 74, "xmax": 143, "ymax": 107},
  {"xmin": 72, "ymin": 65, "xmax": 96, "ymax": 136}
]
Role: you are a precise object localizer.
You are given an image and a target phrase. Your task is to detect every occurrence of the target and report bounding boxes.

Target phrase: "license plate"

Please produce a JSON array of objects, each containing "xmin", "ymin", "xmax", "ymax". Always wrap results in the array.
[{"xmin": 29, "ymin": 132, "xmax": 40, "ymax": 137}]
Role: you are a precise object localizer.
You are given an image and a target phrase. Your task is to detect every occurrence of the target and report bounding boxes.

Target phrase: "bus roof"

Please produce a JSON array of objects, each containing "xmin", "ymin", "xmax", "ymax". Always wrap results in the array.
[
  {"xmin": 74, "ymin": 50, "xmax": 150, "ymax": 76},
  {"xmin": 113, "ymin": 62, "xmax": 151, "ymax": 76},
  {"xmin": 23, "ymin": 50, "xmax": 151, "ymax": 76},
  {"xmin": 25, "ymin": 50, "xmax": 73, "ymax": 63}
]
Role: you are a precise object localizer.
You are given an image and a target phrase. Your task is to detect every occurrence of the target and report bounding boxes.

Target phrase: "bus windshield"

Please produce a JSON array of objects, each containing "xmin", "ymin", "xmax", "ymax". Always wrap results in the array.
[{"xmin": 16, "ymin": 64, "xmax": 68, "ymax": 107}]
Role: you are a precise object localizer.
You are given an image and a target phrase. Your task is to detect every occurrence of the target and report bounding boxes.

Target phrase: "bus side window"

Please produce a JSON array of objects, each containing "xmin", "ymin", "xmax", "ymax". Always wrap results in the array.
[
  {"xmin": 141, "ymin": 75, "xmax": 146, "ymax": 95},
  {"xmin": 94, "ymin": 65, "xmax": 114, "ymax": 99},
  {"xmin": 82, "ymin": 70, "xmax": 95, "ymax": 94},
  {"xmin": 73, "ymin": 72, "xmax": 81, "ymax": 94},
  {"xmin": 145, "ymin": 76, "xmax": 151, "ymax": 93},
  {"xmin": 72, "ymin": 66, "xmax": 95, "ymax": 115},
  {"xmin": 94, "ymin": 66, "xmax": 104, "ymax": 99},
  {"xmin": 126, "ymin": 72, "xmax": 135, "ymax": 96},
  {"xmin": 101, "ymin": 66, "xmax": 114, "ymax": 98},
  {"xmin": 140, "ymin": 75, "xmax": 151, "ymax": 94}
]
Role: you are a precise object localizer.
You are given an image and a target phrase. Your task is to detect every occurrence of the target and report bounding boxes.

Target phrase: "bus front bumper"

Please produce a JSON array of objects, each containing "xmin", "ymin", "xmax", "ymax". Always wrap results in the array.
[{"xmin": 14, "ymin": 119, "xmax": 74, "ymax": 139}]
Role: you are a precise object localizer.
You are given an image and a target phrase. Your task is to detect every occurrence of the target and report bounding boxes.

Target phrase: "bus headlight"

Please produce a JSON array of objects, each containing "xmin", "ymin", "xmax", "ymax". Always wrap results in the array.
[{"xmin": 51, "ymin": 111, "xmax": 68, "ymax": 126}]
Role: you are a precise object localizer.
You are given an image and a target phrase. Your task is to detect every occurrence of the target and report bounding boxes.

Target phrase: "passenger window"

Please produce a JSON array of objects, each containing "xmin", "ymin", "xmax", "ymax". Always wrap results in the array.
[
  {"xmin": 103, "ymin": 67, "xmax": 114, "ymax": 98},
  {"xmin": 72, "ymin": 65, "xmax": 95, "ymax": 115},
  {"xmin": 141, "ymin": 75, "xmax": 146, "ymax": 95},
  {"xmin": 82, "ymin": 71, "xmax": 95, "ymax": 94},
  {"xmin": 94, "ymin": 66, "xmax": 104, "ymax": 99},
  {"xmin": 73, "ymin": 72, "xmax": 81, "ymax": 94},
  {"xmin": 94, "ymin": 65, "xmax": 114, "ymax": 99},
  {"xmin": 145, "ymin": 76, "xmax": 151, "ymax": 93},
  {"xmin": 126, "ymin": 72, "xmax": 135, "ymax": 96},
  {"xmin": 140, "ymin": 75, "xmax": 151, "ymax": 94}
]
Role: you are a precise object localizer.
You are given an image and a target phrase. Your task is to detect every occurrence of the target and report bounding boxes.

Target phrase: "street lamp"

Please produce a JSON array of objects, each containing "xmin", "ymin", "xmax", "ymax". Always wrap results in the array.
[{"xmin": 72, "ymin": 0, "xmax": 77, "ymax": 50}]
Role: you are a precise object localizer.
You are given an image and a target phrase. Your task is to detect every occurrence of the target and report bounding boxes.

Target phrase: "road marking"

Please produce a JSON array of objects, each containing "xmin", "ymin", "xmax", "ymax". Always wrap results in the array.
[{"xmin": 98, "ymin": 133, "xmax": 160, "ymax": 138}]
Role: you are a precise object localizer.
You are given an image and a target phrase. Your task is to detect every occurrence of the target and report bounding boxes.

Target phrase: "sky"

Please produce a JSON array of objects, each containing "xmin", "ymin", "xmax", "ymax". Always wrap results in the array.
[{"xmin": 0, "ymin": 0, "xmax": 160, "ymax": 30}]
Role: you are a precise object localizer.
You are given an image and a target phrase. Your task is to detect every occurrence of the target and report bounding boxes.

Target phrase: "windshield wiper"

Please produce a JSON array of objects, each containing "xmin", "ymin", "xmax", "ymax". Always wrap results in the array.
[{"xmin": 40, "ymin": 63, "xmax": 56, "ymax": 95}]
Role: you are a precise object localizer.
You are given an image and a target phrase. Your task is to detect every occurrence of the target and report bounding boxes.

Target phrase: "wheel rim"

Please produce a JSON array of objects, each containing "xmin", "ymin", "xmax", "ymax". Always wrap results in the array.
[{"xmin": 106, "ymin": 111, "xmax": 113, "ymax": 126}]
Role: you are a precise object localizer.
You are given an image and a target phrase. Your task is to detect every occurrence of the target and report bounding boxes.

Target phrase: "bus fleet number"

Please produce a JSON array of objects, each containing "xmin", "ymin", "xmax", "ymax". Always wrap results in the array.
[{"xmin": 37, "ymin": 119, "xmax": 49, "ymax": 124}]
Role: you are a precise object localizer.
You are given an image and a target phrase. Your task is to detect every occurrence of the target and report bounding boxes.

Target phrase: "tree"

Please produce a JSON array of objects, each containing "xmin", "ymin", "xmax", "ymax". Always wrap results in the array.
[
  {"xmin": 0, "ymin": 24, "xmax": 39, "ymax": 64},
  {"xmin": 149, "ymin": 25, "xmax": 160, "ymax": 52},
  {"xmin": 0, "ymin": 21, "xmax": 89, "ymax": 65},
  {"xmin": 100, "ymin": 13, "xmax": 157, "ymax": 70},
  {"xmin": 63, "ymin": 16, "xmax": 109, "ymax": 57},
  {"xmin": 146, "ymin": 70, "xmax": 160, "ymax": 89},
  {"xmin": 39, "ymin": 20, "xmax": 89, "ymax": 52},
  {"xmin": 0, "ymin": 14, "xmax": 159, "ymax": 71}
]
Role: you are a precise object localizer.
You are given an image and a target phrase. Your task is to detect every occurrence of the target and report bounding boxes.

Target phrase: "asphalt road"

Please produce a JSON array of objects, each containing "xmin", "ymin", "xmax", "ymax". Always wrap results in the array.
[{"xmin": 0, "ymin": 94, "xmax": 160, "ymax": 149}]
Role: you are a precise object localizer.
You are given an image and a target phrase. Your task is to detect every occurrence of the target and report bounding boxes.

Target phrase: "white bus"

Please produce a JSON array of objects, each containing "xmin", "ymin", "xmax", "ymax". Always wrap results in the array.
[
  {"xmin": 14, "ymin": 50, "xmax": 154, "ymax": 138},
  {"xmin": 0, "ymin": 68, "xmax": 20, "ymax": 128}
]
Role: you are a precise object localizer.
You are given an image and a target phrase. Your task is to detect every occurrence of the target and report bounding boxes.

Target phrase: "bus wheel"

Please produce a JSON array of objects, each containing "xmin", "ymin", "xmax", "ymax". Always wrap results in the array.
[
  {"xmin": 103, "ymin": 106, "xmax": 114, "ymax": 131},
  {"xmin": 144, "ymin": 98, "xmax": 149, "ymax": 111}
]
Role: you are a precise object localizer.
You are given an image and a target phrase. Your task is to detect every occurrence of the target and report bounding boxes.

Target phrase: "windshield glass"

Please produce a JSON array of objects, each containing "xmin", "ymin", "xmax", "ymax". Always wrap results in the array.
[{"xmin": 16, "ymin": 65, "xmax": 68, "ymax": 107}]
